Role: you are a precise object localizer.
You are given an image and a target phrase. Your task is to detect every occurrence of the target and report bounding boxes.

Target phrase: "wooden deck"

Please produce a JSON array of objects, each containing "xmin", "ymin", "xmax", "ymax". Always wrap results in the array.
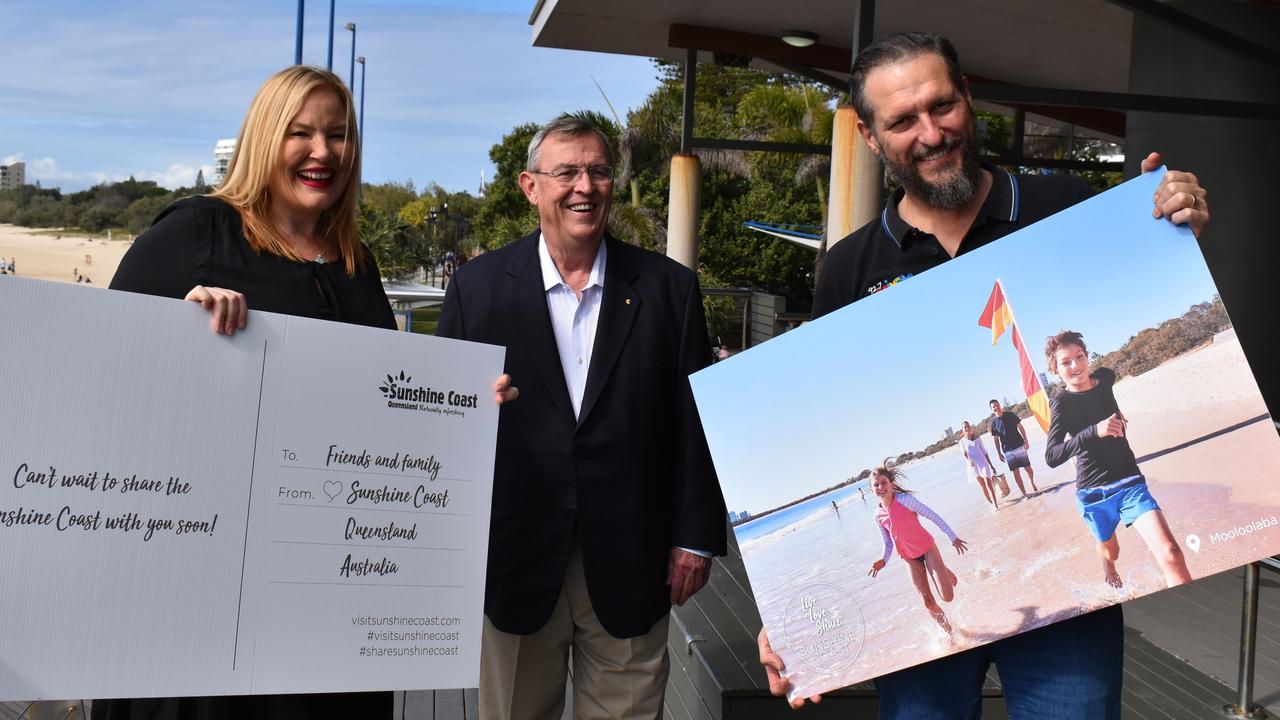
[
  {"xmin": 1124, "ymin": 563, "xmax": 1280, "ymax": 717},
  {"xmin": 394, "ymin": 688, "xmax": 480, "ymax": 720}
]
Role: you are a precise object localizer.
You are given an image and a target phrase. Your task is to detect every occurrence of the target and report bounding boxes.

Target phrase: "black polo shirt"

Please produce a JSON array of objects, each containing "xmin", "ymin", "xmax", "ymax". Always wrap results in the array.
[{"xmin": 813, "ymin": 163, "xmax": 1093, "ymax": 318}]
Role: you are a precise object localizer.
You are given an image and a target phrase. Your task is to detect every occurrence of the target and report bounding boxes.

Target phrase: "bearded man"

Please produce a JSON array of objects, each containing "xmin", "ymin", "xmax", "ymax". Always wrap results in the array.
[{"xmin": 763, "ymin": 31, "xmax": 1209, "ymax": 720}]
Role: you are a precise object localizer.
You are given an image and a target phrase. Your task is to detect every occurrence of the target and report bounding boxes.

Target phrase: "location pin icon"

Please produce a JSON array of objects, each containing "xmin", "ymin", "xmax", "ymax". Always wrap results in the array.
[{"xmin": 1186, "ymin": 534, "xmax": 1201, "ymax": 553}]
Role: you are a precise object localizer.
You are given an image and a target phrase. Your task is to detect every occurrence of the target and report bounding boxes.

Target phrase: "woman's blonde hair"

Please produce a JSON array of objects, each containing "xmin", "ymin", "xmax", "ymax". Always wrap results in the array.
[{"xmin": 212, "ymin": 65, "xmax": 363, "ymax": 275}]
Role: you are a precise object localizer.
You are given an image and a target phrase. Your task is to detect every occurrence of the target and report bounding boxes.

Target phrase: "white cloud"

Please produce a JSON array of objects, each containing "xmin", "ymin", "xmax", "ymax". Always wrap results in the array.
[
  {"xmin": 11, "ymin": 155, "xmax": 112, "ymax": 186},
  {"xmin": 5, "ymin": 153, "xmax": 214, "ymax": 191},
  {"xmin": 135, "ymin": 164, "xmax": 216, "ymax": 189}
]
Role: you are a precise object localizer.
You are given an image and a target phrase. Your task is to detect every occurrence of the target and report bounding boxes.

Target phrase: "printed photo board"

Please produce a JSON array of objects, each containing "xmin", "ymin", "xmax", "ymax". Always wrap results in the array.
[{"xmin": 690, "ymin": 170, "xmax": 1280, "ymax": 700}]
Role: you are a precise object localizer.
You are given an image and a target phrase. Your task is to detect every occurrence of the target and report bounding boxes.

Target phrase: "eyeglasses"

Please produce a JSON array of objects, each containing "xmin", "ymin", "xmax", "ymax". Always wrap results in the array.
[{"xmin": 530, "ymin": 165, "xmax": 614, "ymax": 185}]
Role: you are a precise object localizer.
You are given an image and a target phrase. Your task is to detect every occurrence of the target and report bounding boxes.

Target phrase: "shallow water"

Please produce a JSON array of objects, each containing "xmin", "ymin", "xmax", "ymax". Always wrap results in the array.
[{"xmin": 737, "ymin": 438, "xmax": 1280, "ymax": 700}]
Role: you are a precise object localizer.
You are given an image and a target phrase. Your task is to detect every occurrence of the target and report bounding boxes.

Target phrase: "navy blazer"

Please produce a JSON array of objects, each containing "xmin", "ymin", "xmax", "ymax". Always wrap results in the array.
[{"xmin": 437, "ymin": 230, "xmax": 727, "ymax": 637}]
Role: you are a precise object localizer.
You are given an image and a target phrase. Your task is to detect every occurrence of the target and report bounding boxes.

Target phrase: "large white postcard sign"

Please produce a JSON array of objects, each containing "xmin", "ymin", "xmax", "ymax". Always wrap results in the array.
[
  {"xmin": 0, "ymin": 276, "xmax": 503, "ymax": 700},
  {"xmin": 690, "ymin": 170, "xmax": 1280, "ymax": 699}
]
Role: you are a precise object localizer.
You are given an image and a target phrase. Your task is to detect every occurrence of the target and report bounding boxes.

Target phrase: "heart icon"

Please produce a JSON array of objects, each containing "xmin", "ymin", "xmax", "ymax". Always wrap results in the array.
[{"xmin": 323, "ymin": 480, "xmax": 343, "ymax": 503}]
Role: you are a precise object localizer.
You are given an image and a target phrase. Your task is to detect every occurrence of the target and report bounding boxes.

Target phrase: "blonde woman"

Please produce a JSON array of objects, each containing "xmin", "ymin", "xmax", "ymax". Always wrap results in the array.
[
  {"xmin": 109, "ymin": 65, "xmax": 391, "ymax": 336},
  {"xmin": 98, "ymin": 65, "xmax": 394, "ymax": 720}
]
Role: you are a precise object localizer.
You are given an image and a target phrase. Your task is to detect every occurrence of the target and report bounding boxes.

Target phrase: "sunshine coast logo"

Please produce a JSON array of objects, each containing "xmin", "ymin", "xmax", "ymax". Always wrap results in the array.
[
  {"xmin": 783, "ymin": 583, "xmax": 865, "ymax": 673},
  {"xmin": 378, "ymin": 371, "xmax": 478, "ymax": 415}
]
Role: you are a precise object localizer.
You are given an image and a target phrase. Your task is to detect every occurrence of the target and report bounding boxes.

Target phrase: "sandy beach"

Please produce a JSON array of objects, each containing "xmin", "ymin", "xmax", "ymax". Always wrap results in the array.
[
  {"xmin": 740, "ymin": 335, "xmax": 1280, "ymax": 699},
  {"xmin": 0, "ymin": 224, "xmax": 131, "ymax": 285}
]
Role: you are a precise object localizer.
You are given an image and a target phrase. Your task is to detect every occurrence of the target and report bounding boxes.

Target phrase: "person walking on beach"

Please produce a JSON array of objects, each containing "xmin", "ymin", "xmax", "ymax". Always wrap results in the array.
[
  {"xmin": 959, "ymin": 421, "xmax": 1000, "ymax": 509},
  {"xmin": 1044, "ymin": 330, "xmax": 1192, "ymax": 590},
  {"xmin": 868, "ymin": 465, "xmax": 968, "ymax": 633},
  {"xmin": 990, "ymin": 399, "xmax": 1038, "ymax": 496}
]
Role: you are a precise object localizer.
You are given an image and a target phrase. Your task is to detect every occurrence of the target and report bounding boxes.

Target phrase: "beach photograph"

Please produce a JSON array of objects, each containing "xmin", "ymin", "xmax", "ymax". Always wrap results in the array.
[
  {"xmin": 0, "ymin": 223, "xmax": 131, "ymax": 286},
  {"xmin": 689, "ymin": 171, "xmax": 1280, "ymax": 700}
]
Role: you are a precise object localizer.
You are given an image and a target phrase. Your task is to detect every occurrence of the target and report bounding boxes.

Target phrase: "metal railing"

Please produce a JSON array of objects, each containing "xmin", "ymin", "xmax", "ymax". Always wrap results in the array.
[{"xmin": 1226, "ymin": 558, "xmax": 1279, "ymax": 718}]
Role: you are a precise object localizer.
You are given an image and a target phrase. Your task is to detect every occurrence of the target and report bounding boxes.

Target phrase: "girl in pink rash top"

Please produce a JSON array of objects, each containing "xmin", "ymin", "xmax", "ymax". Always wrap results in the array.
[{"xmin": 868, "ymin": 465, "xmax": 969, "ymax": 632}]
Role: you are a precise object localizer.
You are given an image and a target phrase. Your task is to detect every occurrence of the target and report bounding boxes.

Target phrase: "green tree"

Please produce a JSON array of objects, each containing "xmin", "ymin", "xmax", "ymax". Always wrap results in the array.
[
  {"xmin": 358, "ymin": 207, "xmax": 430, "ymax": 280},
  {"xmin": 361, "ymin": 180, "xmax": 419, "ymax": 217},
  {"xmin": 472, "ymin": 123, "xmax": 540, "ymax": 250},
  {"xmin": 121, "ymin": 195, "xmax": 174, "ymax": 235},
  {"xmin": 616, "ymin": 61, "xmax": 827, "ymax": 300}
]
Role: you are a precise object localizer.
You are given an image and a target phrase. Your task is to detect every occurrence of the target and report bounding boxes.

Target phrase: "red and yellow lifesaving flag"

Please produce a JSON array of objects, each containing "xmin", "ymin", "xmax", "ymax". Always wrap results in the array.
[{"xmin": 978, "ymin": 279, "xmax": 1051, "ymax": 433}]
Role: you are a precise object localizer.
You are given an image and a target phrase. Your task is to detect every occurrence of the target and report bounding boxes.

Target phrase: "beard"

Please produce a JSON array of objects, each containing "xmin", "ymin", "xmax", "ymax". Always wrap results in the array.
[{"xmin": 879, "ymin": 120, "xmax": 983, "ymax": 211}]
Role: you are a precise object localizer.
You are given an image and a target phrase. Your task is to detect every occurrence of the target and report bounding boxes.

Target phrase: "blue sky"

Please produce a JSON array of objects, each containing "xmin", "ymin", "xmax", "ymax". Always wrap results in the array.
[
  {"xmin": 691, "ymin": 171, "xmax": 1221, "ymax": 512},
  {"xmin": 1, "ymin": 0, "xmax": 660, "ymax": 192}
]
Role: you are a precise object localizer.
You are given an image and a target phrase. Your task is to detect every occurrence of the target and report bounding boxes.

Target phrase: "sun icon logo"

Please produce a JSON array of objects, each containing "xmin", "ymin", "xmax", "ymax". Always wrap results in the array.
[{"xmin": 379, "ymin": 370, "xmax": 412, "ymax": 397}]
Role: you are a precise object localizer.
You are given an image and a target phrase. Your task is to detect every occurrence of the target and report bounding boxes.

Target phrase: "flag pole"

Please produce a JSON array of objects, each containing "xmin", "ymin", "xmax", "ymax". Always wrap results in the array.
[
  {"xmin": 995, "ymin": 278, "xmax": 1053, "ymax": 432},
  {"xmin": 996, "ymin": 278, "xmax": 1044, "ymax": 387}
]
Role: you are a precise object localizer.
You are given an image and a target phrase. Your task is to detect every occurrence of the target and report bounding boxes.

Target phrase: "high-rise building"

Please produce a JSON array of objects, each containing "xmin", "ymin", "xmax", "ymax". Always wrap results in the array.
[
  {"xmin": 0, "ymin": 161, "xmax": 25, "ymax": 190},
  {"xmin": 213, "ymin": 139, "xmax": 236, "ymax": 186}
]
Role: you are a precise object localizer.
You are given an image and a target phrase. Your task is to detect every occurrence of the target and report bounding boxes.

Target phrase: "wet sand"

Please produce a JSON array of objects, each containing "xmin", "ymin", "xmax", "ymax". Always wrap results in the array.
[
  {"xmin": 0, "ymin": 224, "xmax": 130, "ymax": 285},
  {"xmin": 744, "ymin": 335, "xmax": 1280, "ymax": 700}
]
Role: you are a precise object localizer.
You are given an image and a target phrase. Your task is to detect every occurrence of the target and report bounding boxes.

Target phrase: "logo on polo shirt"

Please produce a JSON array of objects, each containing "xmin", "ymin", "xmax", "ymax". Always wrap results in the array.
[{"xmin": 866, "ymin": 273, "xmax": 913, "ymax": 296}]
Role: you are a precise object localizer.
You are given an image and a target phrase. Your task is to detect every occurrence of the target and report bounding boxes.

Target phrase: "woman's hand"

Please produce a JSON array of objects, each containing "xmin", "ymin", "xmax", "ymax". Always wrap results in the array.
[
  {"xmin": 953, "ymin": 538, "xmax": 968, "ymax": 555},
  {"xmin": 869, "ymin": 559, "xmax": 886, "ymax": 577},
  {"xmin": 184, "ymin": 286, "xmax": 246, "ymax": 335},
  {"xmin": 493, "ymin": 374, "xmax": 519, "ymax": 405},
  {"xmin": 758, "ymin": 628, "xmax": 822, "ymax": 708}
]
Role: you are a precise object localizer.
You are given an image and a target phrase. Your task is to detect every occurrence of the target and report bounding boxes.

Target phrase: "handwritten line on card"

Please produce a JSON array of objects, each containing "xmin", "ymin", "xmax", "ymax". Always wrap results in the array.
[
  {"xmin": 272, "ymin": 540, "xmax": 465, "ymax": 551},
  {"xmin": 274, "ymin": 501, "xmax": 468, "ymax": 517},
  {"xmin": 277, "ymin": 465, "xmax": 472, "ymax": 483},
  {"xmin": 267, "ymin": 581, "xmax": 464, "ymax": 588}
]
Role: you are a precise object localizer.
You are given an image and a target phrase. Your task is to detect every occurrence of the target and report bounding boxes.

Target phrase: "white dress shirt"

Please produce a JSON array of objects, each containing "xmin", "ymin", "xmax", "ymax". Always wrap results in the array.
[
  {"xmin": 538, "ymin": 235, "xmax": 606, "ymax": 419},
  {"xmin": 537, "ymin": 236, "xmax": 710, "ymax": 560}
]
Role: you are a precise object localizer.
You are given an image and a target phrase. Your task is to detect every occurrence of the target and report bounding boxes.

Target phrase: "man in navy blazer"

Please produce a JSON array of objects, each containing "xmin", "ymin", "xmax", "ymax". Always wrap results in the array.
[{"xmin": 438, "ymin": 117, "xmax": 727, "ymax": 719}]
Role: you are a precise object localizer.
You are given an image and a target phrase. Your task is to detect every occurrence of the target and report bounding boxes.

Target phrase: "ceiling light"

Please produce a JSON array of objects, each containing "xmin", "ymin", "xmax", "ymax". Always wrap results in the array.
[{"xmin": 781, "ymin": 31, "xmax": 818, "ymax": 48}]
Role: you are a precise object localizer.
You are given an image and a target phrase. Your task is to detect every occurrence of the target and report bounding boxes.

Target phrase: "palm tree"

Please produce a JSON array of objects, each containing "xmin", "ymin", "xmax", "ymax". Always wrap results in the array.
[
  {"xmin": 736, "ymin": 84, "xmax": 835, "ymax": 218},
  {"xmin": 358, "ymin": 207, "xmax": 430, "ymax": 280}
]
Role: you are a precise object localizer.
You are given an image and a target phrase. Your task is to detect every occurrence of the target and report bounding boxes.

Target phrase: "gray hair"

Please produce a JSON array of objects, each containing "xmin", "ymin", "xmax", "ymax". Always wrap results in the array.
[
  {"xmin": 526, "ymin": 116, "xmax": 613, "ymax": 171},
  {"xmin": 850, "ymin": 32, "xmax": 965, "ymax": 125}
]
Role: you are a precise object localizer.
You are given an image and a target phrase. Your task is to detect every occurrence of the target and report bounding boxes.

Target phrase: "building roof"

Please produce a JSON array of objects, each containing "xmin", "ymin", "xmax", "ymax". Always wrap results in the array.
[{"xmin": 528, "ymin": 0, "xmax": 1133, "ymax": 94}]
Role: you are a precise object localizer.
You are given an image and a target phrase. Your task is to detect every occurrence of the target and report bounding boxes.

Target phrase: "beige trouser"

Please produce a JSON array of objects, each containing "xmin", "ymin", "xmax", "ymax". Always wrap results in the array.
[{"xmin": 479, "ymin": 544, "xmax": 670, "ymax": 720}]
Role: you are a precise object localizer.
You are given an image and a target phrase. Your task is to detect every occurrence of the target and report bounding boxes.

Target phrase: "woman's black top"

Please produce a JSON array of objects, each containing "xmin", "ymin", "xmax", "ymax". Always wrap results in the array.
[
  {"xmin": 109, "ymin": 195, "xmax": 395, "ymax": 330},
  {"xmin": 96, "ymin": 195, "xmax": 394, "ymax": 720}
]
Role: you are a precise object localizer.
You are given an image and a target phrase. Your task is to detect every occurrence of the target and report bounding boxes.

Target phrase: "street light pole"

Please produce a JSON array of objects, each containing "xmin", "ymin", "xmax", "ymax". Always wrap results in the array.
[
  {"xmin": 344, "ymin": 22, "xmax": 357, "ymax": 87},
  {"xmin": 326, "ymin": 0, "xmax": 335, "ymax": 70},
  {"xmin": 294, "ymin": 0, "xmax": 305, "ymax": 64},
  {"xmin": 356, "ymin": 56, "xmax": 366, "ymax": 149}
]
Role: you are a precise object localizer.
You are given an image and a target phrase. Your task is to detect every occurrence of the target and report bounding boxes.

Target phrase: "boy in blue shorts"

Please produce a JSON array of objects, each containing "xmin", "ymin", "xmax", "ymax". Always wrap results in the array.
[{"xmin": 1044, "ymin": 330, "xmax": 1192, "ymax": 589}]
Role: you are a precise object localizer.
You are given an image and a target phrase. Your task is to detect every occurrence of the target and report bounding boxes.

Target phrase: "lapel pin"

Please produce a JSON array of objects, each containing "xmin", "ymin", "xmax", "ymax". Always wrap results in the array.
[{"xmin": 625, "ymin": 298, "xmax": 632, "ymax": 305}]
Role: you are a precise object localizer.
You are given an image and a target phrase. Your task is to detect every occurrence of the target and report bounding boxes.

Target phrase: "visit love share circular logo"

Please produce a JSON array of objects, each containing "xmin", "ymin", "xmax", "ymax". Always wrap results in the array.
[{"xmin": 782, "ymin": 583, "xmax": 865, "ymax": 674}]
